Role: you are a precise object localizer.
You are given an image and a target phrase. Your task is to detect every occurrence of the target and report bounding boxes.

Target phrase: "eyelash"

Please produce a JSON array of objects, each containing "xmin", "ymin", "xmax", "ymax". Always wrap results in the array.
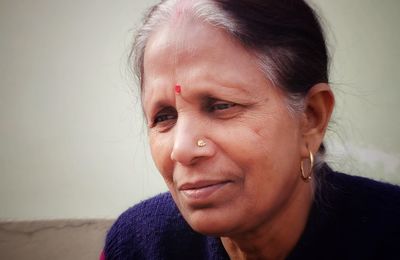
[
  {"xmin": 209, "ymin": 102, "xmax": 236, "ymax": 112},
  {"xmin": 154, "ymin": 114, "xmax": 176, "ymax": 124},
  {"xmin": 152, "ymin": 108, "xmax": 177, "ymax": 127},
  {"xmin": 151, "ymin": 101, "xmax": 236, "ymax": 127}
]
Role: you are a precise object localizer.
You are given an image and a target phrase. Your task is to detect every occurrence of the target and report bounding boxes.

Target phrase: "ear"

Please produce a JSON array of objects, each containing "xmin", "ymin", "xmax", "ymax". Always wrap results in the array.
[{"xmin": 300, "ymin": 83, "xmax": 335, "ymax": 156}]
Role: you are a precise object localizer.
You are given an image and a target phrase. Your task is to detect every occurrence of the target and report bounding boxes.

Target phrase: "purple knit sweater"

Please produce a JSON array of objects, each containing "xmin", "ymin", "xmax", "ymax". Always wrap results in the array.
[{"xmin": 104, "ymin": 166, "xmax": 400, "ymax": 259}]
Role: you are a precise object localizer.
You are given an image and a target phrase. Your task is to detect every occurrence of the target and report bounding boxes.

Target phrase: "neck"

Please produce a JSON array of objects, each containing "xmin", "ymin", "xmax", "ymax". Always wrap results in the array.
[{"xmin": 221, "ymin": 180, "xmax": 314, "ymax": 260}]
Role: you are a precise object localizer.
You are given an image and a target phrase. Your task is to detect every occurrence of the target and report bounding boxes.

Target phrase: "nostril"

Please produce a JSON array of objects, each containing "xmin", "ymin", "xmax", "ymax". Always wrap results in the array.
[
  {"xmin": 170, "ymin": 140, "xmax": 198, "ymax": 165},
  {"xmin": 170, "ymin": 137, "xmax": 215, "ymax": 166}
]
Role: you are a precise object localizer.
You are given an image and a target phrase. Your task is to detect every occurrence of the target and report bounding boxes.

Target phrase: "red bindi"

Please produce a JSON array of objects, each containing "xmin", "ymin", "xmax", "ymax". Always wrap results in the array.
[{"xmin": 175, "ymin": 84, "xmax": 181, "ymax": 94}]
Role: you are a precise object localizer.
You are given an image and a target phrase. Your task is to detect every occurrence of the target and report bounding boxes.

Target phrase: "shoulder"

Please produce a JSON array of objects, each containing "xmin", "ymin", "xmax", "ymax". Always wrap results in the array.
[
  {"xmin": 319, "ymin": 169, "xmax": 400, "ymax": 257},
  {"xmin": 290, "ymin": 169, "xmax": 400, "ymax": 259},
  {"xmin": 107, "ymin": 192, "xmax": 181, "ymax": 239},
  {"xmin": 110, "ymin": 192, "xmax": 180, "ymax": 225},
  {"xmin": 104, "ymin": 193, "xmax": 207, "ymax": 260},
  {"xmin": 323, "ymin": 170, "xmax": 400, "ymax": 212}
]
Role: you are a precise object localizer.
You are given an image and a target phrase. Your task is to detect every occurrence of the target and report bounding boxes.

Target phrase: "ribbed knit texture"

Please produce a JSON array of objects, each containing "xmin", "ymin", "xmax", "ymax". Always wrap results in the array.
[{"xmin": 104, "ymin": 167, "xmax": 400, "ymax": 259}]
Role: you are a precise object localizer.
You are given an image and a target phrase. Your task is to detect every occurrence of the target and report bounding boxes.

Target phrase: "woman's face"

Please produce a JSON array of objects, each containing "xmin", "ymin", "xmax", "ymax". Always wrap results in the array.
[{"xmin": 142, "ymin": 18, "xmax": 307, "ymax": 236}]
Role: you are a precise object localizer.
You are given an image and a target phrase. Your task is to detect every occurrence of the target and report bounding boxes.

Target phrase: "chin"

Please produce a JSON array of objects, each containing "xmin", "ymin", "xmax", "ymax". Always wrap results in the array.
[{"xmin": 182, "ymin": 208, "xmax": 238, "ymax": 236}]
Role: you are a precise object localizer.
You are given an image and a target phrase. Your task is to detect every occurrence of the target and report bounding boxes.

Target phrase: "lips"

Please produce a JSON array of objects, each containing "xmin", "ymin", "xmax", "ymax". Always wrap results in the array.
[{"xmin": 179, "ymin": 180, "xmax": 231, "ymax": 200}]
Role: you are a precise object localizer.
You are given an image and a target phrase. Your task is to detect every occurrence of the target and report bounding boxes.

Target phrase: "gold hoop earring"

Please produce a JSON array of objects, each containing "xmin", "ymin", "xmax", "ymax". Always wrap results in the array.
[
  {"xmin": 300, "ymin": 149, "xmax": 314, "ymax": 182},
  {"xmin": 197, "ymin": 139, "xmax": 206, "ymax": 147}
]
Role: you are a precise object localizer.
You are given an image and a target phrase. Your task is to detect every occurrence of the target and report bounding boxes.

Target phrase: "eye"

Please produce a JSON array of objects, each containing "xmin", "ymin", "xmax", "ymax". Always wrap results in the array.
[
  {"xmin": 154, "ymin": 114, "xmax": 175, "ymax": 123},
  {"xmin": 209, "ymin": 102, "xmax": 236, "ymax": 112},
  {"xmin": 150, "ymin": 107, "xmax": 177, "ymax": 128}
]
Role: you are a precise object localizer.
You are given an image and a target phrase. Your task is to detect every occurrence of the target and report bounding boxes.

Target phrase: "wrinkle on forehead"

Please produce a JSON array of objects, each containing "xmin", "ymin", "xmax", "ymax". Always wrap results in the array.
[
  {"xmin": 142, "ymin": 6, "xmax": 207, "ymax": 99},
  {"xmin": 170, "ymin": 4, "xmax": 202, "ymax": 61}
]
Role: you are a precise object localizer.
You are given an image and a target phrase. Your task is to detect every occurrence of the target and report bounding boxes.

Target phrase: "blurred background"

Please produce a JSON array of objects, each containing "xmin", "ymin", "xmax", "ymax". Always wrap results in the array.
[{"xmin": 0, "ymin": 0, "xmax": 399, "ymax": 259}]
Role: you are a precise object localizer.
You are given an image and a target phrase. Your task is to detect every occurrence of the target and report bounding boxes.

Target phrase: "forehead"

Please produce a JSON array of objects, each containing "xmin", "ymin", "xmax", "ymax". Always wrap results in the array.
[
  {"xmin": 142, "ymin": 18, "xmax": 260, "ymax": 82},
  {"xmin": 144, "ymin": 16, "xmax": 234, "ymax": 66}
]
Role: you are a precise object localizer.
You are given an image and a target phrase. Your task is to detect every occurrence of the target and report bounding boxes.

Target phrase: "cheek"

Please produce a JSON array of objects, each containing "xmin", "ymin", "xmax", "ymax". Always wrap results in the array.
[
  {"xmin": 251, "ymin": 114, "xmax": 301, "ymax": 171},
  {"xmin": 243, "ymin": 110, "xmax": 298, "ymax": 146},
  {"xmin": 149, "ymin": 134, "xmax": 174, "ymax": 183},
  {"xmin": 214, "ymin": 109, "xmax": 301, "ymax": 181},
  {"xmin": 248, "ymin": 116, "xmax": 302, "ymax": 197}
]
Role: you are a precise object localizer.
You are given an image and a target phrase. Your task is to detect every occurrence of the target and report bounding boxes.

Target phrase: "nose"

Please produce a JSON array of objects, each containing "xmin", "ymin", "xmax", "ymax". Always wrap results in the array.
[{"xmin": 170, "ymin": 118, "xmax": 215, "ymax": 165}]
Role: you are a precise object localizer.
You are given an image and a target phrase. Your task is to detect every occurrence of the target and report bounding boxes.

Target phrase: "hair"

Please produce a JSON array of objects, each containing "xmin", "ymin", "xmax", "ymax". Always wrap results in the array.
[{"xmin": 131, "ymin": 0, "xmax": 330, "ymax": 170}]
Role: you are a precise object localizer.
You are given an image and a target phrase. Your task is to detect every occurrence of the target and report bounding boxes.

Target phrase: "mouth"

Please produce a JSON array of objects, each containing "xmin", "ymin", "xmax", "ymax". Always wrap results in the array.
[{"xmin": 178, "ymin": 180, "xmax": 232, "ymax": 200}]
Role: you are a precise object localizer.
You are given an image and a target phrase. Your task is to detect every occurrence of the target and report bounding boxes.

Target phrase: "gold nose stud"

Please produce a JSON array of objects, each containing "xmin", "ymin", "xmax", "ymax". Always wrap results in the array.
[{"xmin": 197, "ymin": 139, "xmax": 206, "ymax": 147}]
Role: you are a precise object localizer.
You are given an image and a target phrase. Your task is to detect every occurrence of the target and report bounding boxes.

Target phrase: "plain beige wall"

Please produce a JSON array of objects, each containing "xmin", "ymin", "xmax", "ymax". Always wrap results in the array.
[
  {"xmin": 314, "ymin": 0, "xmax": 400, "ymax": 182},
  {"xmin": 0, "ymin": 0, "xmax": 399, "ymax": 220}
]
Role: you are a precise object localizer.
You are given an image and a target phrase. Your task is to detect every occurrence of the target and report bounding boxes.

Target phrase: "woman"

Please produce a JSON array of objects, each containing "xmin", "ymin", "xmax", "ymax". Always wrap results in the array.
[{"xmin": 103, "ymin": 0, "xmax": 400, "ymax": 259}]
